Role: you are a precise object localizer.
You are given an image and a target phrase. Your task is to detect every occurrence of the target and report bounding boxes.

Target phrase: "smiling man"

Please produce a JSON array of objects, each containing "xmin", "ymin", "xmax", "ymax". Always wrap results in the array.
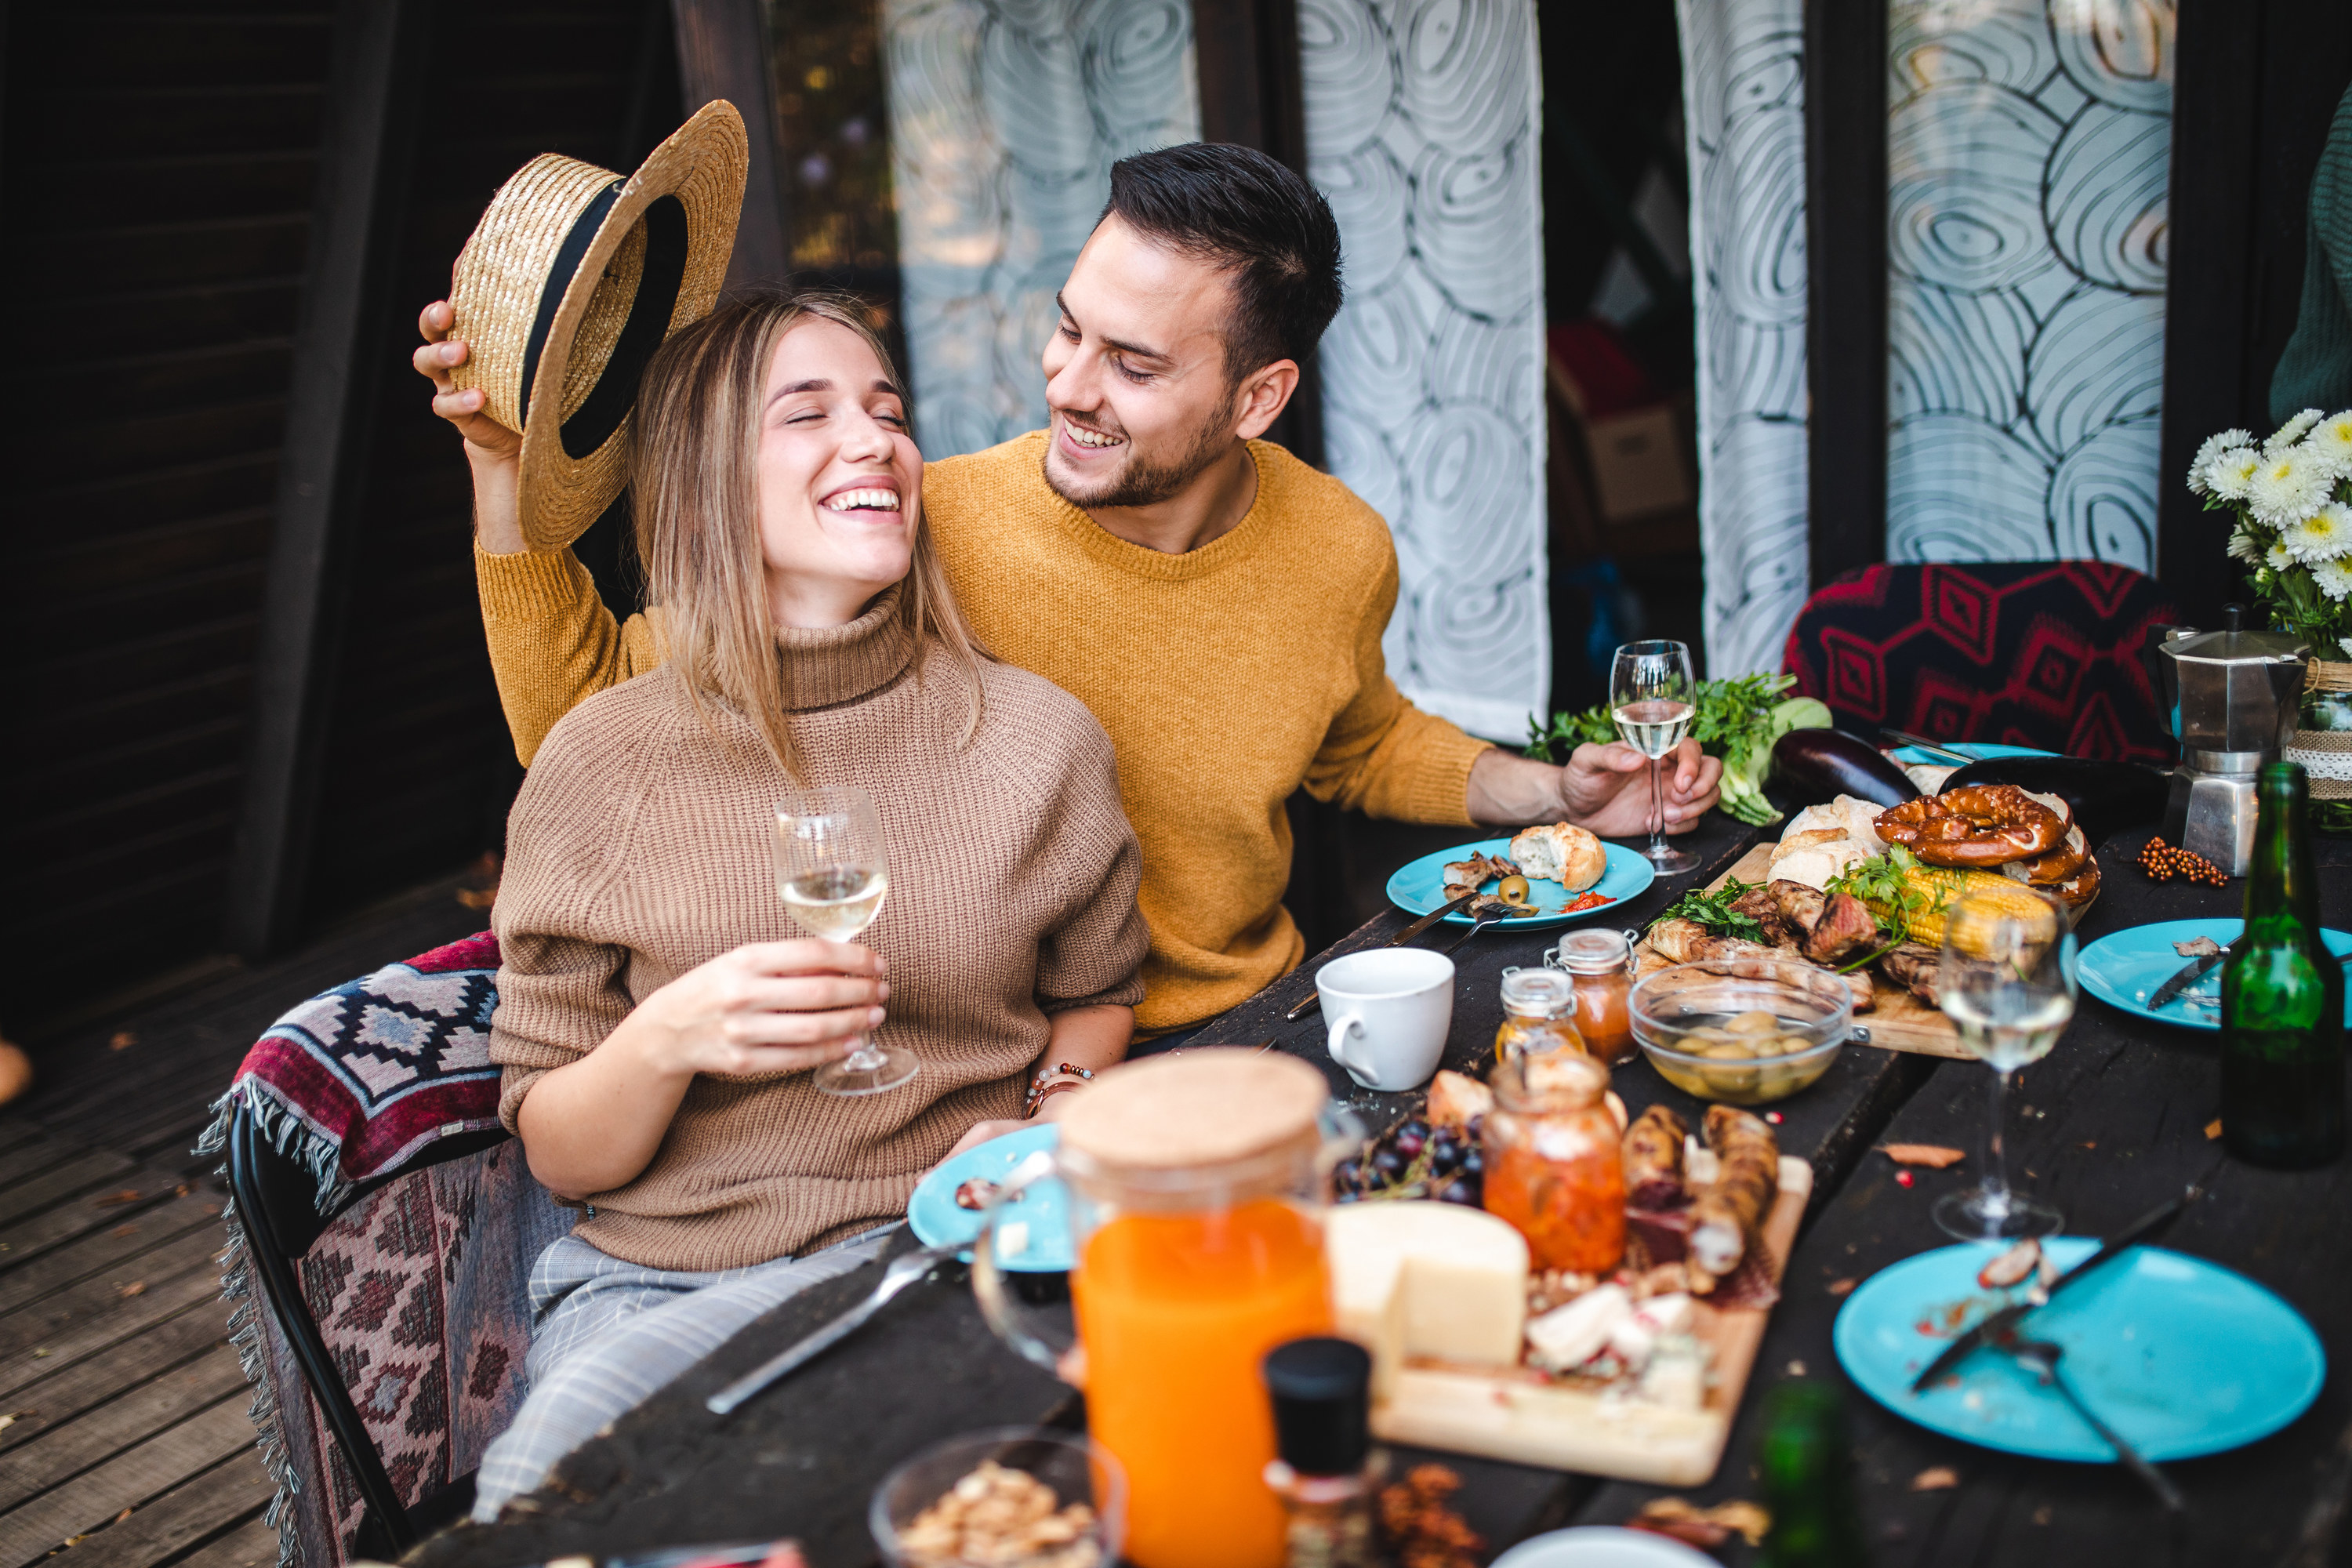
[{"xmin": 433, "ymin": 143, "xmax": 1719, "ymax": 1039}]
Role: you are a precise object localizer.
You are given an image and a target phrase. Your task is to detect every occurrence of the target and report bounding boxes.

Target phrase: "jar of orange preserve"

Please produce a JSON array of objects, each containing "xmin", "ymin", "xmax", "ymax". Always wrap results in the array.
[
  {"xmin": 1480, "ymin": 1051, "xmax": 1626, "ymax": 1273},
  {"xmin": 1493, "ymin": 967, "xmax": 1584, "ymax": 1064},
  {"xmin": 1548, "ymin": 928, "xmax": 1640, "ymax": 1065}
]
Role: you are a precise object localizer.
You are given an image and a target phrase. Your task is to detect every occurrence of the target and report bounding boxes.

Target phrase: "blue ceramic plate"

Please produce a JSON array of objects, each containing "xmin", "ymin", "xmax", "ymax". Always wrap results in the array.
[
  {"xmin": 1835, "ymin": 1238, "xmax": 2325, "ymax": 1462},
  {"xmin": 1385, "ymin": 838, "xmax": 1657, "ymax": 929},
  {"xmin": 1890, "ymin": 742, "xmax": 2056, "ymax": 766},
  {"xmin": 2077, "ymin": 918, "xmax": 2352, "ymax": 1031},
  {"xmin": 905, "ymin": 1123, "xmax": 1069, "ymax": 1272}
]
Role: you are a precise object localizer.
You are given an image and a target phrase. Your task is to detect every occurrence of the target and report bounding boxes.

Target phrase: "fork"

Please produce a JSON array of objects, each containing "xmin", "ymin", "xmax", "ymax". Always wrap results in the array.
[
  {"xmin": 706, "ymin": 1241, "xmax": 959, "ymax": 1415},
  {"xmin": 2010, "ymin": 1338, "xmax": 2183, "ymax": 1512}
]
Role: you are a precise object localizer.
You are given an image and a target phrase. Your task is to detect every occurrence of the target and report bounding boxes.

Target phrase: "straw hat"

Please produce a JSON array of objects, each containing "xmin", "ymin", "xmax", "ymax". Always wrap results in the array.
[{"xmin": 449, "ymin": 100, "xmax": 749, "ymax": 551}]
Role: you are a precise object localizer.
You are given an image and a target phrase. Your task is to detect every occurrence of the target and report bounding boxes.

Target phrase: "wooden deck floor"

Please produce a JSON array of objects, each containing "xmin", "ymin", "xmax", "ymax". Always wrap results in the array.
[{"xmin": 2, "ymin": 873, "xmax": 492, "ymax": 1568}]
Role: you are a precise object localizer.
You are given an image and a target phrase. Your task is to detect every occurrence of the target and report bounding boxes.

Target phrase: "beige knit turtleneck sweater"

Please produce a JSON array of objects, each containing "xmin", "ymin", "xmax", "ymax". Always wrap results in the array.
[{"xmin": 488, "ymin": 590, "xmax": 1149, "ymax": 1270}]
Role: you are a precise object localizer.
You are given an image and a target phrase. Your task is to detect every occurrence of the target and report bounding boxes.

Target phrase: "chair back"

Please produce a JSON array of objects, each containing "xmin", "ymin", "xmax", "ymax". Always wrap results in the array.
[{"xmin": 1781, "ymin": 561, "xmax": 2180, "ymax": 760}]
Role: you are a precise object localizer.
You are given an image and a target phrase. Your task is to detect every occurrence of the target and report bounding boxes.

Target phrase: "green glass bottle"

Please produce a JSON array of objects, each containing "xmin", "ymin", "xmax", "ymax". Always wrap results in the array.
[
  {"xmin": 2221, "ymin": 761, "xmax": 2347, "ymax": 1169},
  {"xmin": 1756, "ymin": 1381, "xmax": 1867, "ymax": 1568}
]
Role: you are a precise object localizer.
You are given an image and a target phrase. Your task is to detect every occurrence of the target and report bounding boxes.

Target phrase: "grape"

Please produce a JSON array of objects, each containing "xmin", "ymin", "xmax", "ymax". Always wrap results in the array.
[
  {"xmin": 1370, "ymin": 1147, "xmax": 1406, "ymax": 1178},
  {"xmin": 1435, "ymin": 1178, "xmax": 1479, "ymax": 1206},
  {"xmin": 1465, "ymin": 1113, "xmax": 1486, "ymax": 1142},
  {"xmin": 1393, "ymin": 1130, "xmax": 1426, "ymax": 1160},
  {"xmin": 1460, "ymin": 1147, "xmax": 1485, "ymax": 1178},
  {"xmin": 1428, "ymin": 1129, "xmax": 1461, "ymax": 1171},
  {"xmin": 1399, "ymin": 1118, "xmax": 1430, "ymax": 1143}
]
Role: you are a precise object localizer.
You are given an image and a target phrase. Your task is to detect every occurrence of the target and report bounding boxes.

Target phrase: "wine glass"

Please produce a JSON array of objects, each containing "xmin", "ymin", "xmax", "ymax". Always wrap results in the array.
[
  {"xmin": 1610, "ymin": 639, "xmax": 1699, "ymax": 874},
  {"xmin": 774, "ymin": 786, "xmax": 917, "ymax": 1097},
  {"xmin": 1932, "ymin": 885, "xmax": 2075, "ymax": 1241}
]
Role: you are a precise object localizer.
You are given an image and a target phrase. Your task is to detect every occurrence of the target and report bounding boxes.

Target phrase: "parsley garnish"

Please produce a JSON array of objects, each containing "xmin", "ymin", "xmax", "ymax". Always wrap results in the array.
[{"xmin": 1655, "ymin": 876, "xmax": 1767, "ymax": 943}]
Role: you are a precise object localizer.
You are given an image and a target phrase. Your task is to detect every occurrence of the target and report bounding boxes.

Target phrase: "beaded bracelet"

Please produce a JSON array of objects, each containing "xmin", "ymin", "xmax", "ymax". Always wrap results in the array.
[{"xmin": 1022, "ymin": 1061, "xmax": 1095, "ymax": 1117}]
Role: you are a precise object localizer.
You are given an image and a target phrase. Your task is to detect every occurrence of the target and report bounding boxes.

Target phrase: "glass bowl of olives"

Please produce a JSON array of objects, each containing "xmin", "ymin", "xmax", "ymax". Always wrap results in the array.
[{"xmin": 1629, "ymin": 960, "xmax": 1853, "ymax": 1105}]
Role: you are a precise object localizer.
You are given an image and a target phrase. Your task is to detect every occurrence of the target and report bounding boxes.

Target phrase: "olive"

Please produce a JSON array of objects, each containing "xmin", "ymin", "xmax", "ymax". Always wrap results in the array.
[
  {"xmin": 1497, "ymin": 875, "xmax": 1533, "ymax": 906},
  {"xmin": 1700, "ymin": 1040, "xmax": 1759, "ymax": 1060},
  {"xmin": 1725, "ymin": 1009, "xmax": 1780, "ymax": 1036}
]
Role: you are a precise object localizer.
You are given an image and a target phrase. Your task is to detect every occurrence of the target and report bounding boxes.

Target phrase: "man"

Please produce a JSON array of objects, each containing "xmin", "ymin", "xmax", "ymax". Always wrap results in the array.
[{"xmin": 418, "ymin": 143, "xmax": 1720, "ymax": 1039}]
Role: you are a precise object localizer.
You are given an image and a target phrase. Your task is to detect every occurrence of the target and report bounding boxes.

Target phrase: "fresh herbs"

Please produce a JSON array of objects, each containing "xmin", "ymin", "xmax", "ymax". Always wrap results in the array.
[
  {"xmin": 1524, "ymin": 673, "xmax": 1831, "ymax": 826},
  {"xmin": 1655, "ymin": 876, "xmax": 1768, "ymax": 943},
  {"xmin": 1824, "ymin": 846, "xmax": 1942, "ymax": 970}
]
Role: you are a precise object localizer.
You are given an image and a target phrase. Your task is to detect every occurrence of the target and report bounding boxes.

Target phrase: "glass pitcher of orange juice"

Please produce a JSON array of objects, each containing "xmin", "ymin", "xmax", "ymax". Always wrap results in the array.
[{"xmin": 971, "ymin": 1052, "xmax": 1352, "ymax": 1568}]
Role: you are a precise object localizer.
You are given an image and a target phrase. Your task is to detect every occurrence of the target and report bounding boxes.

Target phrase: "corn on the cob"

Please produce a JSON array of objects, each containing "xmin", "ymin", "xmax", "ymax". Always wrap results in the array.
[{"xmin": 1861, "ymin": 862, "xmax": 2059, "ymax": 951}]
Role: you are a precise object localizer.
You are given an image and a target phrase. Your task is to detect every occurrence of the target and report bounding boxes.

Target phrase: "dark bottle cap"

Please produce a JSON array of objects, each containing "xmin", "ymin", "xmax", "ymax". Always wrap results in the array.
[{"xmin": 1261, "ymin": 1337, "xmax": 1373, "ymax": 1477}]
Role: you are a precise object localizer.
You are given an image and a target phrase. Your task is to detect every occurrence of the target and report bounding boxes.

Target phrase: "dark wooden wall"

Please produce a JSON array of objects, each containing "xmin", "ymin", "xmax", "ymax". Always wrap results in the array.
[
  {"xmin": 2, "ymin": 1, "xmax": 339, "ymax": 1020},
  {"xmin": 2157, "ymin": 0, "xmax": 2352, "ymax": 630},
  {"xmin": 0, "ymin": 0, "xmax": 674, "ymax": 1031}
]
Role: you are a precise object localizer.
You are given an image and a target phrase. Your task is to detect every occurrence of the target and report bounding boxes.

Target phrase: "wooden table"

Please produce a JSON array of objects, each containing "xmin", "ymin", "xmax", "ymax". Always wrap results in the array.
[{"xmin": 408, "ymin": 809, "xmax": 2352, "ymax": 1568}]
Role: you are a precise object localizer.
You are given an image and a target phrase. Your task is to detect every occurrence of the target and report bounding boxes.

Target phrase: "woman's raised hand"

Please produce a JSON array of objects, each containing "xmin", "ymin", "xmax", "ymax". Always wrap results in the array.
[
  {"xmin": 628, "ymin": 939, "xmax": 888, "ymax": 1080},
  {"xmin": 413, "ymin": 299, "xmax": 528, "ymax": 553}
]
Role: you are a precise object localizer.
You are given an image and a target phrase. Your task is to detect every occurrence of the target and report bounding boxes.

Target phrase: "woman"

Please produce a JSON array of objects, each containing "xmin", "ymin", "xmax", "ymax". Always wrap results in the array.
[{"xmin": 470, "ymin": 293, "xmax": 1147, "ymax": 1516}]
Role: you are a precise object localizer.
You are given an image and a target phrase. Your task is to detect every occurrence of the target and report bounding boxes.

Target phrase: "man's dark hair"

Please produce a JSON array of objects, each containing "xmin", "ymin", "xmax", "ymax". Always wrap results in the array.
[{"xmin": 1102, "ymin": 143, "xmax": 1344, "ymax": 380}]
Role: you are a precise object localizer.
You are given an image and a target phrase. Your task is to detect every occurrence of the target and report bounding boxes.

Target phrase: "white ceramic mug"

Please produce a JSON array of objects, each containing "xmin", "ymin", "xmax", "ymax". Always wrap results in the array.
[{"xmin": 1317, "ymin": 948, "xmax": 1456, "ymax": 1091}]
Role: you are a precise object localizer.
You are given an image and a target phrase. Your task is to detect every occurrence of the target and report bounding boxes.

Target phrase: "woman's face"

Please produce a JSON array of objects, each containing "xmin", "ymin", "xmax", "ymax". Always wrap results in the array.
[{"xmin": 756, "ymin": 318, "xmax": 922, "ymax": 627}]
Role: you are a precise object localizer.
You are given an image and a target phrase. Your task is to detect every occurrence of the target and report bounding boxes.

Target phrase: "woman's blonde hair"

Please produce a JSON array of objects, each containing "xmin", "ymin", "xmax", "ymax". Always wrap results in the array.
[{"xmin": 629, "ymin": 289, "xmax": 989, "ymax": 774}]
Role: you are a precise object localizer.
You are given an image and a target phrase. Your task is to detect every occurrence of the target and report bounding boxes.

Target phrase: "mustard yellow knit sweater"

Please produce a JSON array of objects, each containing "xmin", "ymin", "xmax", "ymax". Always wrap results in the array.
[{"xmin": 476, "ymin": 433, "xmax": 1490, "ymax": 1031}]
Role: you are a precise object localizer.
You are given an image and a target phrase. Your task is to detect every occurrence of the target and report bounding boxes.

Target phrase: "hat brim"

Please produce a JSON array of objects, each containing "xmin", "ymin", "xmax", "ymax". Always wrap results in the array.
[{"xmin": 454, "ymin": 102, "xmax": 748, "ymax": 553}]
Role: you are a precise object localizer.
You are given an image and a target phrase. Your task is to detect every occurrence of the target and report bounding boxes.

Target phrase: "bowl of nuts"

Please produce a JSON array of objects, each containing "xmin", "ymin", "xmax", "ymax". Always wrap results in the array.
[
  {"xmin": 1629, "ymin": 960, "xmax": 1853, "ymax": 1105},
  {"xmin": 870, "ymin": 1427, "xmax": 1124, "ymax": 1568}
]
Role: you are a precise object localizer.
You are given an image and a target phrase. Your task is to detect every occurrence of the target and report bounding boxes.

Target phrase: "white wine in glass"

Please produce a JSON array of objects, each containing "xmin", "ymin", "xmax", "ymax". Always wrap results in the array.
[
  {"xmin": 774, "ymin": 786, "xmax": 917, "ymax": 1097},
  {"xmin": 1933, "ymin": 885, "xmax": 2074, "ymax": 1242},
  {"xmin": 1609, "ymin": 639, "xmax": 1698, "ymax": 874}
]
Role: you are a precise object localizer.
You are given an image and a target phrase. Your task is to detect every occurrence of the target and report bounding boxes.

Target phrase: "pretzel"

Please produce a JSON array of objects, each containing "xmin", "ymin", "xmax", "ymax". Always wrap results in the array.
[
  {"xmin": 2020, "ymin": 826, "xmax": 2089, "ymax": 884},
  {"xmin": 1873, "ymin": 785, "xmax": 2067, "ymax": 868}
]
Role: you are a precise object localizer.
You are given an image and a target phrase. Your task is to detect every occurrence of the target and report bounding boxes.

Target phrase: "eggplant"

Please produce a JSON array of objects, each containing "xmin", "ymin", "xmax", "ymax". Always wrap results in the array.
[
  {"xmin": 1771, "ymin": 728, "xmax": 1920, "ymax": 808},
  {"xmin": 1940, "ymin": 756, "xmax": 2169, "ymax": 848}
]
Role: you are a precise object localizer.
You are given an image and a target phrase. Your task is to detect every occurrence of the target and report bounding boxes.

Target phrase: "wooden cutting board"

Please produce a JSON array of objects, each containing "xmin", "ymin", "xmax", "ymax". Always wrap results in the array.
[
  {"xmin": 1372, "ymin": 1156, "xmax": 1811, "ymax": 1485},
  {"xmin": 1632, "ymin": 842, "xmax": 1971, "ymax": 1060}
]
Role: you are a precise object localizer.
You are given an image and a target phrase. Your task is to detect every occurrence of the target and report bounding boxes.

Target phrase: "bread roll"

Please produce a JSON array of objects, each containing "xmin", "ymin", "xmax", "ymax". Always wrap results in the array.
[{"xmin": 1509, "ymin": 822, "xmax": 1608, "ymax": 891}]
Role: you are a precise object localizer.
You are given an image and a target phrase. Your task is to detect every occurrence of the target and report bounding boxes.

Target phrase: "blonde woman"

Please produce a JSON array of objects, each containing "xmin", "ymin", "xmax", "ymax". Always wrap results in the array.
[{"xmin": 470, "ymin": 293, "xmax": 1146, "ymax": 1516}]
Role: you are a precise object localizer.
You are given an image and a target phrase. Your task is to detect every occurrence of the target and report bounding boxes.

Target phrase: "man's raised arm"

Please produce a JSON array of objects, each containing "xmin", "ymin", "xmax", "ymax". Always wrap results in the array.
[{"xmin": 416, "ymin": 299, "xmax": 652, "ymax": 764}]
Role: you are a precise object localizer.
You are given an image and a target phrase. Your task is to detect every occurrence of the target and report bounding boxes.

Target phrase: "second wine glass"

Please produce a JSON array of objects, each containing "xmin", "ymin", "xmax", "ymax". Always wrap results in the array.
[
  {"xmin": 1610, "ymin": 639, "xmax": 1698, "ymax": 874},
  {"xmin": 1933, "ymin": 884, "xmax": 2074, "ymax": 1241},
  {"xmin": 774, "ymin": 786, "xmax": 918, "ymax": 1097}
]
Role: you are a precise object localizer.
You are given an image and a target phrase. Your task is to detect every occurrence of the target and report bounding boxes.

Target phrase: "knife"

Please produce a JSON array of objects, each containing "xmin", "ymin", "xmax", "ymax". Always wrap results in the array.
[
  {"xmin": 2148, "ymin": 942, "xmax": 2230, "ymax": 1011},
  {"xmin": 1285, "ymin": 890, "xmax": 1479, "ymax": 1020},
  {"xmin": 1911, "ymin": 1187, "xmax": 2199, "ymax": 1393},
  {"xmin": 1880, "ymin": 728, "xmax": 1979, "ymax": 766}
]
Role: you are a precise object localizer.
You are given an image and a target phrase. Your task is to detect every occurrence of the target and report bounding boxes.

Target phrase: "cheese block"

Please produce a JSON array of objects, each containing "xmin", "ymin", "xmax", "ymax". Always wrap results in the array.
[{"xmin": 1326, "ymin": 1202, "xmax": 1529, "ymax": 1396}]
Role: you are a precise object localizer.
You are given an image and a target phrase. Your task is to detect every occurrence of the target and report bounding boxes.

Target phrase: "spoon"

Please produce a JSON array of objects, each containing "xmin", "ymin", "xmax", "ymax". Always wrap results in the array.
[{"xmin": 2009, "ymin": 1338, "xmax": 2183, "ymax": 1512}]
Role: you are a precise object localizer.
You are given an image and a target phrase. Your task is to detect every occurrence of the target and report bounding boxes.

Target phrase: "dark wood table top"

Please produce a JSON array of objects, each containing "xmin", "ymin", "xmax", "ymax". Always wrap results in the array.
[{"xmin": 408, "ymin": 809, "xmax": 2352, "ymax": 1568}]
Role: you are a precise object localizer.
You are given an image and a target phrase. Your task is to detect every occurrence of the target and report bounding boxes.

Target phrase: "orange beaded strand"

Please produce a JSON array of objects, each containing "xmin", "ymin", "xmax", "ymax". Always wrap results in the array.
[{"xmin": 2136, "ymin": 836, "xmax": 2229, "ymax": 886}]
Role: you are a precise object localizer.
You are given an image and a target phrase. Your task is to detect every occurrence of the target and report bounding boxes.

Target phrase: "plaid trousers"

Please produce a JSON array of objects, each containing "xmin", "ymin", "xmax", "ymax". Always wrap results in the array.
[{"xmin": 472, "ymin": 1225, "xmax": 899, "ymax": 1519}]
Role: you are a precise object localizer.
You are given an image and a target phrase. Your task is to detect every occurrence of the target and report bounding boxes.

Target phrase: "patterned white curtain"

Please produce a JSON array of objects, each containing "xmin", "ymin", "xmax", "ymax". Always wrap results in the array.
[
  {"xmin": 1678, "ymin": 0, "xmax": 1812, "ymax": 677},
  {"xmin": 1301, "ymin": 0, "xmax": 1549, "ymax": 740},
  {"xmin": 1884, "ymin": 0, "xmax": 2176, "ymax": 566},
  {"xmin": 883, "ymin": 0, "xmax": 1200, "ymax": 460}
]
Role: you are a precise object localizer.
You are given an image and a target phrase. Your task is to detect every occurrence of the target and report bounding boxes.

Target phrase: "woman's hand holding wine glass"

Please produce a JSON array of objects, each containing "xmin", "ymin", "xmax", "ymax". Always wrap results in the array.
[
  {"xmin": 778, "ymin": 786, "xmax": 921, "ymax": 1095},
  {"xmin": 627, "ymin": 940, "xmax": 887, "ymax": 1080}
]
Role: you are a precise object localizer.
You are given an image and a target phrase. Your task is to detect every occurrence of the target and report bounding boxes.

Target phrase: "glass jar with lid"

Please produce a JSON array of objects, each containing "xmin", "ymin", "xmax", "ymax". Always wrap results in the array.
[
  {"xmin": 1479, "ymin": 1051, "xmax": 1627, "ymax": 1273},
  {"xmin": 1493, "ymin": 967, "xmax": 1584, "ymax": 1064},
  {"xmin": 1547, "ymin": 928, "xmax": 1641, "ymax": 1066}
]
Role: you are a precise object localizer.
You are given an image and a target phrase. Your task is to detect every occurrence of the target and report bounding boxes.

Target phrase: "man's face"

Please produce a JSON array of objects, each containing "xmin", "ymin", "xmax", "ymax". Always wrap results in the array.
[{"xmin": 1040, "ymin": 215, "xmax": 1242, "ymax": 509}]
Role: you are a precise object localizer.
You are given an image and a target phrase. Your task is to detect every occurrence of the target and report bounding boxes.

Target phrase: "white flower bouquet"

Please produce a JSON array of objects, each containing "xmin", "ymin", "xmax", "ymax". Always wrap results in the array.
[
  {"xmin": 2189, "ymin": 407, "xmax": 2352, "ymax": 660},
  {"xmin": 2191, "ymin": 408, "xmax": 2352, "ymax": 828}
]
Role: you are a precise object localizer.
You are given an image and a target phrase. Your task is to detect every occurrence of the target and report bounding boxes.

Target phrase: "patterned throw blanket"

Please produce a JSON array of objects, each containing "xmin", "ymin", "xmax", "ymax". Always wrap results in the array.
[{"xmin": 197, "ymin": 933, "xmax": 575, "ymax": 1568}]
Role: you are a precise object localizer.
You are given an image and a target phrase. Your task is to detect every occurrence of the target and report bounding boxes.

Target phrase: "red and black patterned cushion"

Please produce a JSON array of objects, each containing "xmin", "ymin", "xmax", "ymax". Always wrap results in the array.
[{"xmin": 1781, "ymin": 562, "xmax": 2179, "ymax": 763}]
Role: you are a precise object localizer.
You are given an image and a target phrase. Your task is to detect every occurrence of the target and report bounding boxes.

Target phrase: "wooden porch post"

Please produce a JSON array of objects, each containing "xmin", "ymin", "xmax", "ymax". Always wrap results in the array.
[
  {"xmin": 1802, "ymin": 0, "xmax": 1889, "ymax": 587},
  {"xmin": 224, "ymin": 0, "xmax": 430, "ymax": 956},
  {"xmin": 671, "ymin": 0, "xmax": 792, "ymax": 291}
]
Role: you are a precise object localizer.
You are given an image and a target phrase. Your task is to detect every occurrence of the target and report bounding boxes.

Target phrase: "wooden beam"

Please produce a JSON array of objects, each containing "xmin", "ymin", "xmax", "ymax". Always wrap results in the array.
[
  {"xmin": 2154, "ymin": 0, "xmax": 2263, "ymax": 627},
  {"xmin": 671, "ymin": 0, "xmax": 790, "ymax": 291},
  {"xmin": 1191, "ymin": 0, "xmax": 1324, "ymax": 467},
  {"xmin": 223, "ymin": 0, "xmax": 428, "ymax": 956},
  {"xmin": 1802, "ymin": 0, "xmax": 1888, "ymax": 587}
]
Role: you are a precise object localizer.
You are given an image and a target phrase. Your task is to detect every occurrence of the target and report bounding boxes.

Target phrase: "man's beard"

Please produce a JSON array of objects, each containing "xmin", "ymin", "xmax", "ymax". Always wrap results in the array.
[{"xmin": 1042, "ymin": 399, "xmax": 1236, "ymax": 510}]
